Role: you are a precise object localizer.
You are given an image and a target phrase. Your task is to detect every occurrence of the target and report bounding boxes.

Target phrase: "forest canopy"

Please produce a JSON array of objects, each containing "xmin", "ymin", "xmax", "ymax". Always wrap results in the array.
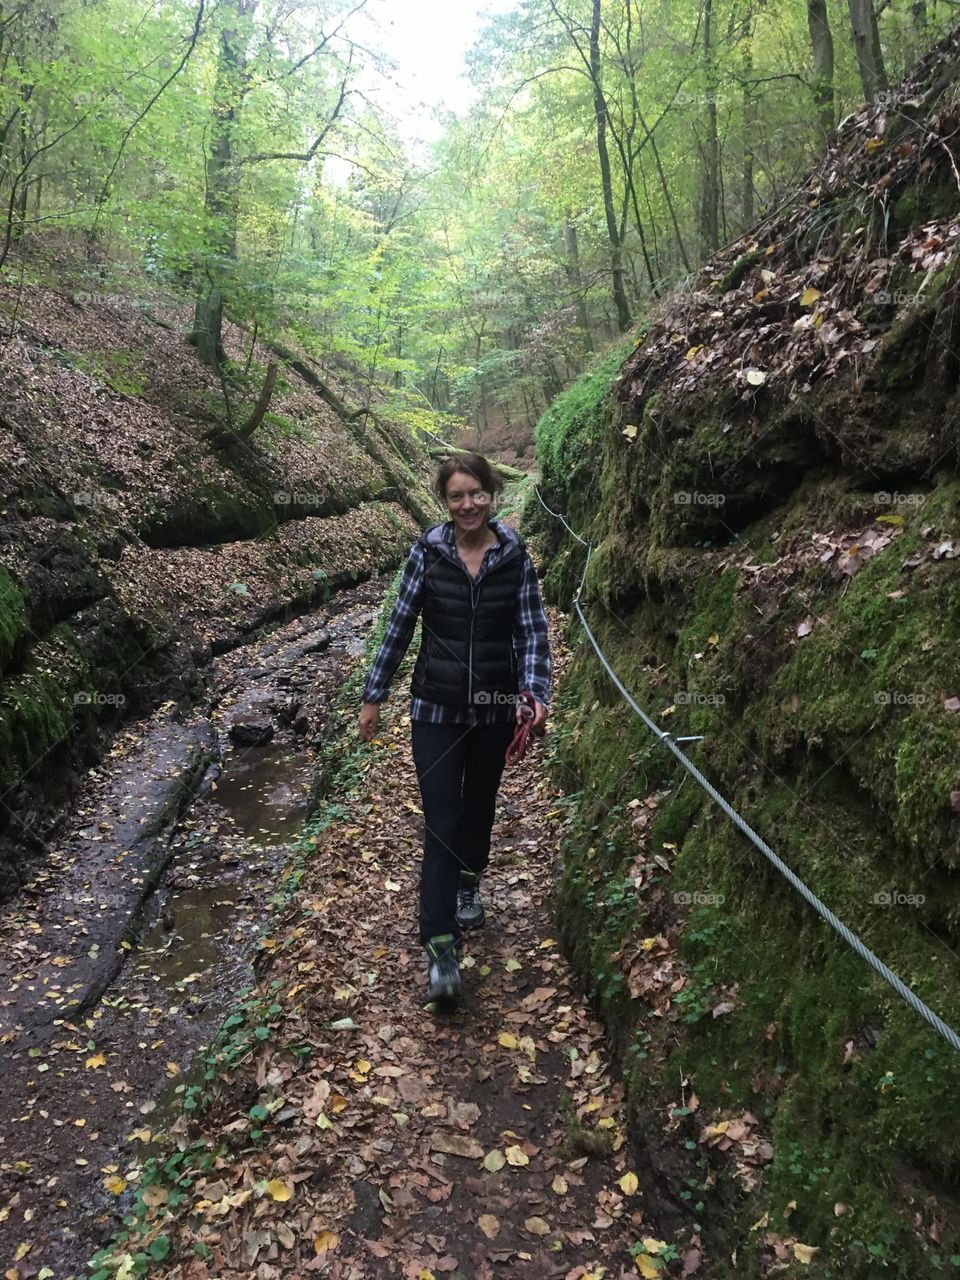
[{"xmin": 0, "ymin": 0, "xmax": 948, "ymax": 441}]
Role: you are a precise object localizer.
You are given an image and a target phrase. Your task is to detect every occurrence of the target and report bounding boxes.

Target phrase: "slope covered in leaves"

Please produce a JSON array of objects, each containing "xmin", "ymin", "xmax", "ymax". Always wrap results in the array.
[
  {"xmin": 0, "ymin": 241, "xmax": 435, "ymax": 899},
  {"xmin": 525, "ymin": 23, "xmax": 960, "ymax": 1280}
]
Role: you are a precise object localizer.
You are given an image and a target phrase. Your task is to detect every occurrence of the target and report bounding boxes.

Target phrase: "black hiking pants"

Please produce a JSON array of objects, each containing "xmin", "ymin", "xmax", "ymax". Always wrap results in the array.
[{"xmin": 411, "ymin": 719, "xmax": 515, "ymax": 945}]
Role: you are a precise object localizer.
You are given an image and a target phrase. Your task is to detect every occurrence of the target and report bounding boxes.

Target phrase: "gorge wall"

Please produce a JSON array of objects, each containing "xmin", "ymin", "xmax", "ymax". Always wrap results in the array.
[
  {"xmin": 0, "ymin": 257, "xmax": 435, "ymax": 900},
  {"xmin": 526, "ymin": 28, "xmax": 960, "ymax": 1278}
]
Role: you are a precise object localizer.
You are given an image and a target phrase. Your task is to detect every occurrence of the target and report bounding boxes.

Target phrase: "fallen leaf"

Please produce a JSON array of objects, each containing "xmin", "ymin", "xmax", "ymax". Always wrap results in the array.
[
  {"xmin": 266, "ymin": 1179, "xmax": 292, "ymax": 1202},
  {"xmin": 478, "ymin": 1214, "xmax": 500, "ymax": 1240},
  {"xmin": 794, "ymin": 1243, "xmax": 819, "ymax": 1264},
  {"xmin": 430, "ymin": 1131, "xmax": 484, "ymax": 1159}
]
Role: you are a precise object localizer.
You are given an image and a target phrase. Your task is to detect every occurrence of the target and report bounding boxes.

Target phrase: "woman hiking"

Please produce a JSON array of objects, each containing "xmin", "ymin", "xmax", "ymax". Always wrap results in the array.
[{"xmin": 358, "ymin": 453, "xmax": 551, "ymax": 1007}]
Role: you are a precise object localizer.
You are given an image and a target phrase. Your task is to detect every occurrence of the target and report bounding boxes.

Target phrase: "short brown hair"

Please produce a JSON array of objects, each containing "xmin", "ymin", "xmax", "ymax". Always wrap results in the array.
[{"xmin": 434, "ymin": 452, "xmax": 504, "ymax": 504}]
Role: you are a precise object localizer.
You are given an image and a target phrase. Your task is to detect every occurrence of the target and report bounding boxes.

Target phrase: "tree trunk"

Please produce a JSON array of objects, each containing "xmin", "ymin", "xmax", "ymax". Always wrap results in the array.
[
  {"xmin": 697, "ymin": 0, "xmax": 721, "ymax": 259},
  {"xmin": 235, "ymin": 361, "xmax": 277, "ymax": 439},
  {"xmin": 190, "ymin": 1, "xmax": 250, "ymax": 368},
  {"xmin": 563, "ymin": 217, "xmax": 594, "ymax": 352},
  {"xmin": 740, "ymin": 20, "xmax": 756, "ymax": 230},
  {"xmin": 590, "ymin": 0, "xmax": 632, "ymax": 332},
  {"xmin": 808, "ymin": 0, "xmax": 835, "ymax": 140},
  {"xmin": 847, "ymin": 0, "xmax": 888, "ymax": 103}
]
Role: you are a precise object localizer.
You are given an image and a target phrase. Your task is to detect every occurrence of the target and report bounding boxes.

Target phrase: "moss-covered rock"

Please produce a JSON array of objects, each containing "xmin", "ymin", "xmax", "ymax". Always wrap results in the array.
[{"xmin": 529, "ymin": 224, "xmax": 960, "ymax": 1274}]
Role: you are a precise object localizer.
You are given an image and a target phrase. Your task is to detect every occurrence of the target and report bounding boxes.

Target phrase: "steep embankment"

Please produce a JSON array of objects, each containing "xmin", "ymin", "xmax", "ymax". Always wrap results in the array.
[
  {"xmin": 527, "ymin": 27, "xmax": 960, "ymax": 1280},
  {"xmin": 0, "ymin": 250, "xmax": 435, "ymax": 899}
]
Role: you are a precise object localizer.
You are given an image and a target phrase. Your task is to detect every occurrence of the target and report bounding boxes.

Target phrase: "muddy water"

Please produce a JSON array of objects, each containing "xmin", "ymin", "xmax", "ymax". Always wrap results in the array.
[{"xmin": 0, "ymin": 580, "xmax": 384, "ymax": 1277}]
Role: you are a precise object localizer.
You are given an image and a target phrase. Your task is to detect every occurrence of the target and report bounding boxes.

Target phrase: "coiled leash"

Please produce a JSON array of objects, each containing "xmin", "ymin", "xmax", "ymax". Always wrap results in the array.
[{"xmin": 506, "ymin": 691, "xmax": 540, "ymax": 765}]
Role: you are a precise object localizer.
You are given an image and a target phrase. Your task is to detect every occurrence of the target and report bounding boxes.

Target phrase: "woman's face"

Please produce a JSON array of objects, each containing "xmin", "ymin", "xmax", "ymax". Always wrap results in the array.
[{"xmin": 444, "ymin": 469, "xmax": 491, "ymax": 536}]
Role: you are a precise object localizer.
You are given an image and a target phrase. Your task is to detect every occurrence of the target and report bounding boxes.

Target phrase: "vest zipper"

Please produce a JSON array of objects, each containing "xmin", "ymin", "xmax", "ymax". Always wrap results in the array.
[{"xmin": 468, "ymin": 578, "xmax": 480, "ymax": 706}]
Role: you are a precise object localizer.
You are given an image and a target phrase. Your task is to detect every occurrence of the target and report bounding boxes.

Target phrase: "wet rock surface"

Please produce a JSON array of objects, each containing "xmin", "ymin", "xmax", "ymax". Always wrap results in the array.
[{"xmin": 0, "ymin": 578, "xmax": 383, "ymax": 1275}]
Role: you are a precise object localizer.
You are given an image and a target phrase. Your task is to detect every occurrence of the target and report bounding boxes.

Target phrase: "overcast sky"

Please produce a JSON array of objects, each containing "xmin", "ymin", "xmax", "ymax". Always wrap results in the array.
[{"xmin": 348, "ymin": 0, "xmax": 517, "ymax": 147}]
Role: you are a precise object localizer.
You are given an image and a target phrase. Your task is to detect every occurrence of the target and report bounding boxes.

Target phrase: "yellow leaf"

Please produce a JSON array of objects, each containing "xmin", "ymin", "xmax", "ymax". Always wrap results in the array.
[
  {"xmin": 552, "ymin": 1174, "xmax": 568, "ymax": 1194},
  {"xmin": 640, "ymin": 937, "xmax": 658, "ymax": 952},
  {"xmin": 685, "ymin": 345, "xmax": 703, "ymax": 361},
  {"xmin": 14, "ymin": 1244, "xmax": 30, "ymax": 1262},
  {"xmin": 864, "ymin": 136, "xmax": 884, "ymax": 154},
  {"xmin": 165, "ymin": 1061, "xmax": 180, "ymax": 1077},
  {"xmin": 635, "ymin": 1257, "xmax": 660, "ymax": 1279},
  {"xmin": 618, "ymin": 1171, "xmax": 639, "ymax": 1195},
  {"xmin": 498, "ymin": 1032, "xmax": 519, "ymax": 1050},
  {"xmin": 478, "ymin": 1214, "xmax": 500, "ymax": 1239},
  {"xmin": 505, "ymin": 1144, "xmax": 529, "ymax": 1166},
  {"xmin": 642, "ymin": 1238, "xmax": 668, "ymax": 1254},
  {"xmin": 794, "ymin": 1244, "xmax": 819, "ymax": 1264},
  {"xmin": 483, "ymin": 1148, "xmax": 506, "ymax": 1172},
  {"xmin": 876, "ymin": 513, "xmax": 904, "ymax": 526},
  {"xmin": 707, "ymin": 632, "xmax": 720, "ymax": 645},
  {"xmin": 85, "ymin": 1053, "xmax": 106, "ymax": 1069},
  {"xmin": 126, "ymin": 1128, "xmax": 152, "ymax": 1143},
  {"xmin": 622, "ymin": 424, "xmax": 638, "ymax": 440},
  {"xmin": 355, "ymin": 1058, "xmax": 372, "ymax": 1075},
  {"xmin": 800, "ymin": 287, "xmax": 821, "ymax": 307},
  {"xmin": 104, "ymin": 1176, "xmax": 128, "ymax": 1195},
  {"xmin": 313, "ymin": 1231, "xmax": 339, "ymax": 1254},
  {"xmin": 266, "ymin": 1179, "xmax": 292, "ymax": 1202}
]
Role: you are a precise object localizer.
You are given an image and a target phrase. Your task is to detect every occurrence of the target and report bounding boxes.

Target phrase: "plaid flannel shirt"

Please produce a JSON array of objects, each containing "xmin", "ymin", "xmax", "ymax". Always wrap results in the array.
[{"xmin": 362, "ymin": 520, "xmax": 551, "ymax": 725}]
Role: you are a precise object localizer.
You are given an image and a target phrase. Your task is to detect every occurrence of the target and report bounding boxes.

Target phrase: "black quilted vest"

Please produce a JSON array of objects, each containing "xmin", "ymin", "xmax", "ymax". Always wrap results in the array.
[{"xmin": 410, "ymin": 528, "xmax": 525, "ymax": 709}]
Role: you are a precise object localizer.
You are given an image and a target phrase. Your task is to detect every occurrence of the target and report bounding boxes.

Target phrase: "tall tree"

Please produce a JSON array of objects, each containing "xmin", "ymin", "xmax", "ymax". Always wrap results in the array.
[
  {"xmin": 697, "ymin": 0, "xmax": 720, "ymax": 258},
  {"xmin": 589, "ymin": 0, "xmax": 631, "ymax": 331},
  {"xmin": 848, "ymin": 0, "xmax": 888, "ymax": 103},
  {"xmin": 808, "ymin": 0, "xmax": 836, "ymax": 139}
]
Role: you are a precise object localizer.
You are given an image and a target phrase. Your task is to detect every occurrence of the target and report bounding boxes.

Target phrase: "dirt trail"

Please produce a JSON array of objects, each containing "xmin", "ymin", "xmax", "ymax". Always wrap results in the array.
[{"xmin": 122, "ymin": 637, "xmax": 695, "ymax": 1280}]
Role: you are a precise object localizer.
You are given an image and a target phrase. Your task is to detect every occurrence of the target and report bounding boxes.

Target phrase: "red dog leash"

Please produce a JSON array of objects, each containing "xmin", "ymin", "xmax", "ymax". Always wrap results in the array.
[{"xmin": 506, "ymin": 691, "xmax": 540, "ymax": 766}]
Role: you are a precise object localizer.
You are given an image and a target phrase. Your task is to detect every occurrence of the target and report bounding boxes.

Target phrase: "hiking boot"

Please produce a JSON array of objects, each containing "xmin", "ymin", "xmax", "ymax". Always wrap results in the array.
[
  {"xmin": 425, "ymin": 934, "xmax": 461, "ymax": 1005},
  {"xmin": 455, "ymin": 872, "xmax": 485, "ymax": 931}
]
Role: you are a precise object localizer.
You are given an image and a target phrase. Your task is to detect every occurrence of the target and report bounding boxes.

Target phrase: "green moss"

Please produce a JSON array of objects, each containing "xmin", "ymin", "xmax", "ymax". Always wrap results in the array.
[
  {"xmin": 719, "ymin": 248, "xmax": 763, "ymax": 293},
  {"xmin": 0, "ymin": 567, "xmax": 28, "ymax": 673},
  {"xmin": 533, "ymin": 339, "xmax": 635, "ymax": 531},
  {"xmin": 66, "ymin": 349, "xmax": 149, "ymax": 396},
  {"xmin": 0, "ymin": 625, "xmax": 93, "ymax": 793}
]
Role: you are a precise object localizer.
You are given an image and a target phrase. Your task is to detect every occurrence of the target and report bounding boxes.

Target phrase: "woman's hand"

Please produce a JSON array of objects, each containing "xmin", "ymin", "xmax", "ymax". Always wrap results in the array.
[
  {"xmin": 358, "ymin": 701, "xmax": 381, "ymax": 742},
  {"xmin": 518, "ymin": 697, "xmax": 547, "ymax": 735}
]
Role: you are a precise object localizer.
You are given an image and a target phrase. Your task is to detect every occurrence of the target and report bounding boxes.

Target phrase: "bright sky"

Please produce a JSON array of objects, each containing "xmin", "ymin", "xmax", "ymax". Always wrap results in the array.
[{"xmin": 350, "ymin": 0, "xmax": 517, "ymax": 148}]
